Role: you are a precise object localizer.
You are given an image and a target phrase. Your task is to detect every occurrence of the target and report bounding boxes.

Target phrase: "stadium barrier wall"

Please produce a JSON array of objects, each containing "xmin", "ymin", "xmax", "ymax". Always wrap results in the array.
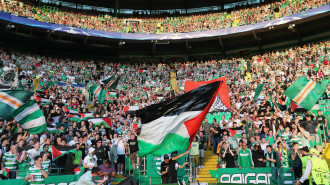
[
  {"xmin": 1, "ymin": 174, "xmax": 78, "ymax": 185},
  {"xmin": 0, "ymin": 5, "xmax": 328, "ymax": 40}
]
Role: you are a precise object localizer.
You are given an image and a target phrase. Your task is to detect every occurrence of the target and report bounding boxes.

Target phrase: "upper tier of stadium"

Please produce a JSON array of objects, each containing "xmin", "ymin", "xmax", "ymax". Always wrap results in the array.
[{"xmin": 0, "ymin": 0, "xmax": 328, "ymax": 34}]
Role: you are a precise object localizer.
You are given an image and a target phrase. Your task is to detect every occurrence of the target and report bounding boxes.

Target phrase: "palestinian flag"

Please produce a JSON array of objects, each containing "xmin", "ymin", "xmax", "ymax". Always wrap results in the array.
[
  {"xmin": 185, "ymin": 77, "xmax": 231, "ymax": 113},
  {"xmin": 79, "ymin": 112, "xmax": 93, "ymax": 120},
  {"xmin": 254, "ymin": 83, "xmax": 265, "ymax": 101},
  {"xmin": 68, "ymin": 114, "xmax": 82, "ymax": 123},
  {"xmin": 52, "ymin": 116, "xmax": 61, "ymax": 125},
  {"xmin": 109, "ymin": 76, "xmax": 121, "ymax": 90},
  {"xmin": 107, "ymin": 91, "xmax": 117, "ymax": 97},
  {"xmin": 36, "ymin": 96, "xmax": 50, "ymax": 104},
  {"xmin": 154, "ymin": 95, "xmax": 164, "ymax": 100},
  {"xmin": 124, "ymin": 106, "xmax": 139, "ymax": 114},
  {"xmin": 64, "ymin": 107, "xmax": 78, "ymax": 114},
  {"xmin": 228, "ymin": 128, "xmax": 245, "ymax": 138},
  {"xmin": 290, "ymin": 101, "xmax": 304, "ymax": 112},
  {"xmin": 102, "ymin": 75, "xmax": 115, "ymax": 85},
  {"xmin": 52, "ymin": 146, "xmax": 76, "ymax": 160},
  {"xmin": 90, "ymin": 83, "xmax": 107, "ymax": 104},
  {"xmin": 87, "ymin": 117, "xmax": 112, "ymax": 128},
  {"xmin": 139, "ymin": 67, "xmax": 148, "ymax": 74},
  {"xmin": 136, "ymin": 81, "xmax": 221, "ymax": 157},
  {"xmin": 11, "ymin": 100, "xmax": 47, "ymax": 134},
  {"xmin": 47, "ymin": 127, "xmax": 58, "ymax": 134},
  {"xmin": 0, "ymin": 90, "xmax": 34, "ymax": 120},
  {"xmin": 284, "ymin": 76, "xmax": 326, "ymax": 110}
]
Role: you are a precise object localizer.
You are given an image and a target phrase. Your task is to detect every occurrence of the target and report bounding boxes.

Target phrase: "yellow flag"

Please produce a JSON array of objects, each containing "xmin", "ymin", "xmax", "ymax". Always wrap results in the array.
[
  {"xmin": 170, "ymin": 72, "xmax": 180, "ymax": 94},
  {"xmin": 32, "ymin": 76, "xmax": 40, "ymax": 92},
  {"xmin": 245, "ymin": 72, "xmax": 252, "ymax": 82}
]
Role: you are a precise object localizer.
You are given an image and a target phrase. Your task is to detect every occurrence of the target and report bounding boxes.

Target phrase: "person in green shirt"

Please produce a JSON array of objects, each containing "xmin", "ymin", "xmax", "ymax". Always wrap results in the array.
[
  {"xmin": 238, "ymin": 142, "xmax": 254, "ymax": 169},
  {"xmin": 73, "ymin": 143, "xmax": 82, "ymax": 166},
  {"xmin": 17, "ymin": 151, "xmax": 31, "ymax": 179},
  {"xmin": 25, "ymin": 155, "xmax": 49, "ymax": 185}
]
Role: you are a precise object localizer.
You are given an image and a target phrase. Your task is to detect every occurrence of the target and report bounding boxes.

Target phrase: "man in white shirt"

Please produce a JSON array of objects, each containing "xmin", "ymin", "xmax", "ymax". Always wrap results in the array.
[
  {"xmin": 115, "ymin": 135, "xmax": 126, "ymax": 175},
  {"xmin": 27, "ymin": 142, "xmax": 41, "ymax": 163},
  {"xmin": 69, "ymin": 136, "xmax": 79, "ymax": 146},
  {"xmin": 83, "ymin": 148, "xmax": 98, "ymax": 171}
]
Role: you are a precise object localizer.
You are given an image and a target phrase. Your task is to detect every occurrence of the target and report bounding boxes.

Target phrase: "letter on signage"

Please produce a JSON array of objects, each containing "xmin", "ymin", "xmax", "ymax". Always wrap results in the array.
[
  {"xmin": 231, "ymin": 174, "xmax": 243, "ymax": 184},
  {"xmin": 256, "ymin": 173, "xmax": 268, "ymax": 184},
  {"xmin": 245, "ymin": 173, "xmax": 256, "ymax": 184},
  {"xmin": 220, "ymin": 174, "xmax": 230, "ymax": 183}
]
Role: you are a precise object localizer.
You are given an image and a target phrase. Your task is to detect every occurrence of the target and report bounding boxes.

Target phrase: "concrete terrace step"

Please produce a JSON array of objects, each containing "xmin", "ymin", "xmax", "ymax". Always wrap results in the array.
[{"xmin": 195, "ymin": 178, "xmax": 218, "ymax": 183}]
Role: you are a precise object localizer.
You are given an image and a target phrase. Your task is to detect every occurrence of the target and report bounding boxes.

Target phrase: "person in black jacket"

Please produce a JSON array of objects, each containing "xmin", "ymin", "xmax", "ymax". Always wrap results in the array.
[
  {"xmin": 64, "ymin": 152, "xmax": 77, "ymax": 175},
  {"xmin": 252, "ymin": 144, "xmax": 265, "ymax": 167}
]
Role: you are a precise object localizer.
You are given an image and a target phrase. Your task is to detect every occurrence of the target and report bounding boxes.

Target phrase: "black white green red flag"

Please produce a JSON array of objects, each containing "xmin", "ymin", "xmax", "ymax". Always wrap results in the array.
[{"xmin": 136, "ymin": 81, "xmax": 221, "ymax": 157}]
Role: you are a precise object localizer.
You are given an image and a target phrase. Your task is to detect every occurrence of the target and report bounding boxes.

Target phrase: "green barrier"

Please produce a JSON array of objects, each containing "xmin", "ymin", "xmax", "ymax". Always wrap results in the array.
[
  {"xmin": 1, "ymin": 174, "xmax": 78, "ymax": 185},
  {"xmin": 211, "ymin": 167, "xmax": 295, "ymax": 184}
]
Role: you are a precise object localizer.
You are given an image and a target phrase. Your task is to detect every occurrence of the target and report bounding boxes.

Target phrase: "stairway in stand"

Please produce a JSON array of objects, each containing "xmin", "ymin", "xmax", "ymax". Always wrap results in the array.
[
  {"xmin": 195, "ymin": 150, "xmax": 218, "ymax": 183},
  {"xmin": 321, "ymin": 143, "xmax": 330, "ymax": 167}
]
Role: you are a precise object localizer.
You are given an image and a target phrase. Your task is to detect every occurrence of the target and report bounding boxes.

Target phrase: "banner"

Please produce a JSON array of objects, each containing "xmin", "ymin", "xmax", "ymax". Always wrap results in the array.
[
  {"xmin": 1, "ymin": 174, "xmax": 77, "ymax": 185},
  {"xmin": 0, "ymin": 5, "xmax": 328, "ymax": 40},
  {"xmin": 212, "ymin": 167, "xmax": 295, "ymax": 184}
]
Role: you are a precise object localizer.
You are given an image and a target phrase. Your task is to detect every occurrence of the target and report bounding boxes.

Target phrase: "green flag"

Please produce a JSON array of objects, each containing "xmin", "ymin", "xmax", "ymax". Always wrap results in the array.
[
  {"xmin": 284, "ymin": 76, "xmax": 326, "ymax": 110},
  {"xmin": 90, "ymin": 83, "xmax": 107, "ymax": 104},
  {"xmin": 102, "ymin": 75, "xmax": 115, "ymax": 86},
  {"xmin": 0, "ymin": 90, "xmax": 34, "ymax": 120},
  {"xmin": 254, "ymin": 83, "xmax": 265, "ymax": 101},
  {"xmin": 109, "ymin": 76, "xmax": 121, "ymax": 90}
]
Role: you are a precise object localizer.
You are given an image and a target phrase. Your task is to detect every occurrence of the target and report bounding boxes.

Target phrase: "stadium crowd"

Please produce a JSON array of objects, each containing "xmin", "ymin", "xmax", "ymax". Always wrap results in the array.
[
  {"xmin": 0, "ymin": 0, "xmax": 329, "ymax": 33},
  {"xmin": 0, "ymin": 40, "xmax": 329, "ymax": 184}
]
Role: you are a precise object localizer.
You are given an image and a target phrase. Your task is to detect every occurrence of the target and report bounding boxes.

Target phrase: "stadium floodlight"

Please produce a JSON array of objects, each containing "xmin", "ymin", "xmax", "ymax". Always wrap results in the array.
[{"xmin": 288, "ymin": 24, "xmax": 296, "ymax": 32}]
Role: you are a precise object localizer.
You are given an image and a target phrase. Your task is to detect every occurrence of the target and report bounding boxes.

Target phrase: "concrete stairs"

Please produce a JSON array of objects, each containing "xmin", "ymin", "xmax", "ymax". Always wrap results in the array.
[{"xmin": 195, "ymin": 150, "xmax": 218, "ymax": 183}]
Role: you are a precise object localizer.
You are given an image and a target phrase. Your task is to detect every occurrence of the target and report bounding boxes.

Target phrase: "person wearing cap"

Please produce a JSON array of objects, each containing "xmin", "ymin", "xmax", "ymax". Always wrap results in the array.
[
  {"xmin": 161, "ymin": 154, "xmax": 170, "ymax": 184},
  {"xmin": 83, "ymin": 147, "xmax": 98, "ymax": 171},
  {"xmin": 296, "ymin": 148, "xmax": 329, "ymax": 185},
  {"xmin": 301, "ymin": 114, "xmax": 318, "ymax": 147}
]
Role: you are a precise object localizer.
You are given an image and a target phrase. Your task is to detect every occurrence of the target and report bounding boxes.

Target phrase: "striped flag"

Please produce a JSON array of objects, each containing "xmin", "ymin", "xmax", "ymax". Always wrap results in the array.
[
  {"xmin": 64, "ymin": 107, "xmax": 78, "ymax": 114},
  {"xmin": 254, "ymin": 83, "xmax": 265, "ymax": 101},
  {"xmin": 284, "ymin": 76, "xmax": 326, "ymax": 110},
  {"xmin": 36, "ymin": 96, "xmax": 50, "ymax": 104},
  {"xmin": 79, "ymin": 112, "xmax": 93, "ymax": 120},
  {"xmin": 47, "ymin": 127, "xmax": 58, "ymax": 134},
  {"xmin": 139, "ymin": 67, "xmax": 148, "ymax": 74},
  {"xmin": 102, "ymin": 75, "xmax": 116, "ymax": 86},
  {"xmin": 68, "ymin": 114, "xmax": 82, "ymax": 123},
  {"xmin": 0, "ymin": 90, "xmax": 34, "ymax": 120},
  {"xmin": 107, "ymin": 91, "xmax": 117, "ymax": 97},
  {"xmin": 51, "ymin": 146, "xmax": 76, "ymax": 160},
  {"xmin": 87, "ymin": 117, "xmax": 112, "ymax": 128},
  {"xmin": 90, "ymin": 83, "xmax": 107, "ymax": 104},
  {"xmin": 228, "ymin": 128, "xmax": 245, "ymax": 138},
  {"xmin": 109, "ymin": 76, "xmax": 121, "ymax": 90},
  {"xmin": 124, "ymin": 106, "xmax": 139, "ymax": 114},
  {"xmin": 11, "ymin": 100, "xmax": 47, "ymax": 134},
  {"xmin": 136, "ymin": 81, "xmax": 221, "ymax": 157}
]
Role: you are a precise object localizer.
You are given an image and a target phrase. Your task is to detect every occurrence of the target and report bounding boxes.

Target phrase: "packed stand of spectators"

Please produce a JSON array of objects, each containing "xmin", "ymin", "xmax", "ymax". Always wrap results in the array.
[
  {"xmin": 0, "ymin": 40, "xmax": 329, "ymax": 182},
  {"xmin": 0, "ymin": 0, "xmax": 329, "ymax": 33}
]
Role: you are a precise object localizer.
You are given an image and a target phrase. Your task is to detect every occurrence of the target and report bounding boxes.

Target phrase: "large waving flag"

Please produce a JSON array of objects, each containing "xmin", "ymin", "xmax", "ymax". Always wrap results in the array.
[
  {"xmin": 87, "ymin": 117, "xmax": 112, "ymax": 128},
  {"xmin": 0, "ymin": 90, "xmax": 34, "ymax": 120},
  {"xmin": 185, "ymin": 77, "xmax": 231, "ymax": 112},
  {"xmin": 136, "ymin": 81, "xmax": 221, "ymax": 157},
  {"xmin": 90, "ymin": 83, "xmax": 107, "ymax": 104},
  {"xmin": 284, "ymin": 76, "xmax": 326, "ymax": 110},
  {"xmin": 102, "ymin": 75, "xmax": 115, "ymax": 86},
  {"xmin": 11, "ymin": 100, "xmax": 47, "ymax": 134},
  {"xmin": 109, "ymin": 76, "xmax": 121, "ymax": 90}
]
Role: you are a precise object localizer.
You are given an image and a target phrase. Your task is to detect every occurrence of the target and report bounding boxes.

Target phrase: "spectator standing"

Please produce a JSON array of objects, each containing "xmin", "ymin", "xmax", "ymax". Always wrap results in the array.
[
  {"xmin": 24, "ymin": 156, "xmax": 49, "ymax": 185},
  {"xmin": 290, "ymin": 142, "xmax": 302, "ymax": 180},
  {"xmin": 316, "ymin": 110, "xmax": 329, "ymax": 142},
  {"xmin": 41, "ymin": 152, "xmax": 51, "ymax": 174},
  {"xmin": 263, "ymin": 145, "xmax": 277, "ymax": 167},
  {"xmin": 161, "ymin": 154, "xmax": 170, "ymax": 184},
  {"xmin": 1, "ymin": 145, "xmax": 19, "ymax": 179},
  {"xmin": 238, "ymin": 142, "xmax": 254, "ymax": 169},
  {"xmin": 127, "ymin": 133, "xmax": 139, "ymax": 169},
  {"xmin": 115, "ymin": 135, "xmax": 125, "ymax": 175},
  {"xmin": 221, "ymin": 142, "xmax": 235, "ymax": 168},
  {"xmin": 198, "ymin": 131, "xmax": 206, "ymax": 168},
  {"xmin": 167, "ymin": 151, "xmax": 189, "ymax": 183},
  {"xmin": 252, "ymin": 144, "xmax": 265, "ymax": 167},
  {"xmin": 64, "ymin": 152, "xmax": 76, "ymax": 175},
  {"xmin": 17, "ymin": 151, "xmax": 30, "ymax": 179},
  {"xmin": 302, "ymin": 114, "xmax": 318, "ymax": 146},
  {"xmin": 203, "ymin": 119, "xmax": 212, "ymax": 150},
  {"xmin": 274, "ymin": 139, "xmax": 288, "ymax": 167},
  {"xmin": 73, "ymin": 143, "xmax": 82, "ymax": 167},
  {"xmin": 190, "ymin": 137, "xmax": 199, "ymax": 177},
  {"xmin": 299, "ymin": 147, "xmax": 310, "ymax": 185},
  {"xmin": 83, "ymin": 147, "xmax": 98, "ymax": 171},
  {"xmin": 210, "ymin": 122, "xmax": 222, "ymax": 155},
  {"xmin": 107, "ymin": 141, "xmax": 118, "ymax": 165},
  {"xmin": 95, "ymin": 140, "xmax": 106, "ymax": 166}
]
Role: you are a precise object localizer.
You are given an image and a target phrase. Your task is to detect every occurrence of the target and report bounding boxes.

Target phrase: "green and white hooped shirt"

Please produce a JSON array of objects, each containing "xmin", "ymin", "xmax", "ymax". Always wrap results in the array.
[{"xmin": 26, "ymin": 165, "xmax": 45, "ymax": 185}]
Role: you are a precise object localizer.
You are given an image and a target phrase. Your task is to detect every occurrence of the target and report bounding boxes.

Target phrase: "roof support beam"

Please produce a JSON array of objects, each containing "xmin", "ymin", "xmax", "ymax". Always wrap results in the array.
[{"xmin": 252, "ymin": 31, "xmax": 263, "ymax": 53}]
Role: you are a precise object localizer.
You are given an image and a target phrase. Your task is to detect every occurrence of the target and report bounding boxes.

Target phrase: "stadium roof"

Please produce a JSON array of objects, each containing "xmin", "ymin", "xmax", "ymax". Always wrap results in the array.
[{"xmin": 55, "ymin": 0, "xmax": 254, "ymax": 11}]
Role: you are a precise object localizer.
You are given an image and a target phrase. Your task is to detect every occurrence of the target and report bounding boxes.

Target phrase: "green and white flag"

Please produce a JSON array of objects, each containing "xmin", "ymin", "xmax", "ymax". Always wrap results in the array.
[
  {"xmin": 254, "ymin": 83, "xmax": 265, "ymax": 101},
  {"xmin": 11, "ymin": 100, "xmax": 47, "ymax": 134},
  {"xmin": 284, "ymin": 76, "xmax": 326, "ymax": 110},
  {"xmin": 102, "ymin": 75, "xmax": 116, "ymax": 86},
  {"xmin": 86, "ymin": 117, "xmax": 112, "ymax": 128},
  {"xmin": 0, "ymin": 67, "xmax": 18, "ymax": 88},
  {"xmin": 68, "ymin": 114, "xmax": 82, "ymax": 123},
  {"xmin": 47, "ymin": 127, "xmax": 58, "ymax": 134},
  {"xmin": 109, "ymin": 76, "xmax": 121, "ymax": 90},
  {"xmin": 90, "ymin": 83, "xmax": 107, "ymax": 104},
  {"xmin": 0, "ymin": 90, "xmax": 34, "ymax": 120}
]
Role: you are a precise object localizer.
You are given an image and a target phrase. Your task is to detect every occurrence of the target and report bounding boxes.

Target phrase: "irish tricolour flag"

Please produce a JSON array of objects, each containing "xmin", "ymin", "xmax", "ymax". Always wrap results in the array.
[
  {"xmin": 90, "ymin": 83, "xmax": 107, "ymax": 104},
  {"xmin": 11, "ymin": 100, "xmax": 47, "ymax": 134},
  {"xmin": 136, "ymin": 81, "xmax": 221, "ymax": 157},
  {"xmin": 0, "ymin": 90, "xmax": 34, "ymax": 120},
  {"xmin": 284, "ymin": 76, "xmax": 326, "ymax": 110}
]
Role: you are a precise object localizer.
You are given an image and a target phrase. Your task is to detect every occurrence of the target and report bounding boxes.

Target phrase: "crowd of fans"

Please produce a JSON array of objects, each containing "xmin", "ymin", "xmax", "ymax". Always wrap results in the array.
[
  {"xmin": 0, "ymin": 40, "xmax": 329, "ymax": 183},
  {"xmin": 0, "ymin": 0, "xmax": 329, "ymax": 33}
]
